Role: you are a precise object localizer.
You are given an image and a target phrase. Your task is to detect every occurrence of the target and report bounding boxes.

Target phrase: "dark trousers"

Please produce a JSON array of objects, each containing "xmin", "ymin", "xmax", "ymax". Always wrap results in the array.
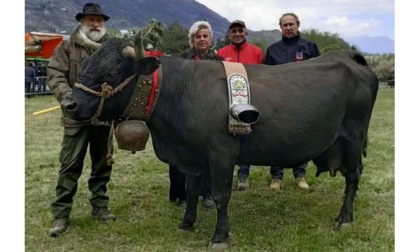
[
  {"xmin": 25, "ymin": 77, "xmax": 35, "ymax": 93},
  {"xmin": 270, "ymin": 162, "xmax": 308, "ymax": 180},
  {"xmin": 237, "ymin": 164, "xmax": 250, "ymax": 178},
  {"xmin": 169, "ymin": 165, "xmax": 212, "ymax": 202},
  {"xmin": 51, "ymin": 125, "xmax": 113, "ymax": 218},
  {"xmin": 37, "ymin": 77, "xmax": 47, "ymax": 92}
]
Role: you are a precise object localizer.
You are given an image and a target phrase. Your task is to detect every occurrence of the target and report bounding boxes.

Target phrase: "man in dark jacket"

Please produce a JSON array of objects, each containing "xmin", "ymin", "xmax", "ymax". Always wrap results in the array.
[
  {"xmin": 47, "ymin": 3, "xmax": 115, "ymax": 237},
  {"xmin": 264, "ymin": 12, "xmax": 320, "ymax": 191}
]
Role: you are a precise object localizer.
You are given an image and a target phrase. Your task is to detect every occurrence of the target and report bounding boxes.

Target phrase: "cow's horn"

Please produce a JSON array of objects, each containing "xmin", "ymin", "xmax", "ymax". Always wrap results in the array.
[
  {"xmin": 133, "ymin": 29, "xmax": 145, "ymax": 59},
  {"xmin": 76, "ymin": 26, "xmax": 101, "ymax": 51},
  {"xmin": 122, "ymin": 46, "xmax": 136, "ymax": 58}
]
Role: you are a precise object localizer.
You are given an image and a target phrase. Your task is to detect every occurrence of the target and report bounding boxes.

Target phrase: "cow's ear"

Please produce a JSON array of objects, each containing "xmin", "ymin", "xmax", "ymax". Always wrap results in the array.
[{"xmin": 137, "ymin": 57, "xmax": 161, "ymax": 75}]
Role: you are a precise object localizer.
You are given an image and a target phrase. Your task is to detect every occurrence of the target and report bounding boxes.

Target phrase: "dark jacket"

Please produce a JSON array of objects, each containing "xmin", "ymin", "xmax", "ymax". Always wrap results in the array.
[
  {"xmin": 47, "ymin": 25, "xmax": 109, "ymax": 127},
  {"xmin": 178, "ymin": 48, "xmax": 224, "ymax": 61},
  {"xmin": 25, "ymin": 66, "xmax": 36, "ymax": 78},
  {"xmin": 264, "ymin": 33, "xmax": 320, "ymax": 65}
]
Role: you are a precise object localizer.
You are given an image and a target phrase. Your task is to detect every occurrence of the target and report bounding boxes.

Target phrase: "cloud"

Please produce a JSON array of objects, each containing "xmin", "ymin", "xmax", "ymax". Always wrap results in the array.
[
  {"xmin": 195, "ymin": 0, "xmax": 394, "ymax": 39},
  {"xmin": 318, "ymin": 15, "xmax": 382, "ymax": 37}
]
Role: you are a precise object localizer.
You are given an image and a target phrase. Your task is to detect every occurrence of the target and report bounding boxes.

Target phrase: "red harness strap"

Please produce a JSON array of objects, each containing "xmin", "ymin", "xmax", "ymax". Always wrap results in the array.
[{"xmin": 145, "ymin": 70, "xmax": 159, "ymax": 116}]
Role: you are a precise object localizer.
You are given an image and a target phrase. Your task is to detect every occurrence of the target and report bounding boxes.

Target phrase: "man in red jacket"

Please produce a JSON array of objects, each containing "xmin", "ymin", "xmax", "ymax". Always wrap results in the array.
[
  {"xmin": 217, "ymin": 20, "xmax": 264, "ymax": 64},
  {"xmin": 217, "ymin": 20, "xmax": 263, "ymax": 191}
]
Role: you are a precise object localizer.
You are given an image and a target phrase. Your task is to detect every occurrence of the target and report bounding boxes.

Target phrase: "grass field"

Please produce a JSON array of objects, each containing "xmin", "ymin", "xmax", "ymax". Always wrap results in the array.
[{"xmin": 25, "ymin": 87, "xmax": 394, "ymax": 252}]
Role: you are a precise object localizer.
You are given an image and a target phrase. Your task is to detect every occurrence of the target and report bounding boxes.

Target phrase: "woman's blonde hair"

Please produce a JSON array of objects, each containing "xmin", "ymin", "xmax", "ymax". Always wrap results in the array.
[{"xmin": 188, "ymin": 20, "xmax": 213, "ymax": 47}]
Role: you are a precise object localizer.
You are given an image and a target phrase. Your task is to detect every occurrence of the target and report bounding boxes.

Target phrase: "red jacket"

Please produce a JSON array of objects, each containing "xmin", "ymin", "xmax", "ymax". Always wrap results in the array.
[{"xmin": 217, "ymin": 41, "xmax": 263, "ymax": 64}]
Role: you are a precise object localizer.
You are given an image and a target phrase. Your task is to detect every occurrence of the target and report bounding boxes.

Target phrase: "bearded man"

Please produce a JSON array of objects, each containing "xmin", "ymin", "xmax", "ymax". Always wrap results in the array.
[{"xmin": 47, "ymin": 3, "xmax": 116, "ymax": 237}]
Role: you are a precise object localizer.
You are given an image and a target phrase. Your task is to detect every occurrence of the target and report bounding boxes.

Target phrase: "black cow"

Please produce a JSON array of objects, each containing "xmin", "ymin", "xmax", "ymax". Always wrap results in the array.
[{"xmin": 66, "ymin": 31, "xmax": 378, "ymax": 250}]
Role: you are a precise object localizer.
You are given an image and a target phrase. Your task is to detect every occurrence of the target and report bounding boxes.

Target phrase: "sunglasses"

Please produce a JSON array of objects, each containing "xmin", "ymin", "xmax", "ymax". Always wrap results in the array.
[{"xmin": 230, "ymin": 28, "xmax": 245, "ymax": 33}]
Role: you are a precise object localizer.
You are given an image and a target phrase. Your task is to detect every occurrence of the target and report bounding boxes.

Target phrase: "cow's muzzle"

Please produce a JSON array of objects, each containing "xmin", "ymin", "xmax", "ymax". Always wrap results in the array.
[{"xmin": 230, "ymin": 104, "xmax": 259, "ymax": 124}]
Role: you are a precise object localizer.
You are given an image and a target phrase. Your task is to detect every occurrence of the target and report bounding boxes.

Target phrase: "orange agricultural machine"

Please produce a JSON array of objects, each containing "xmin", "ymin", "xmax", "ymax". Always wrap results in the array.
[{"xmin": 25, "ymin": 32, "xmax": 68, "ymax": 59}]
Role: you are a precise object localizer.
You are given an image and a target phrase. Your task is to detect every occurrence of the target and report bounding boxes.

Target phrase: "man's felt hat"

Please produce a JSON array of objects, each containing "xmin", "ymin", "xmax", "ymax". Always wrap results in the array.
[{"xmin": 75, "ymin": 3, "xmax": 110, "ymax": 22}]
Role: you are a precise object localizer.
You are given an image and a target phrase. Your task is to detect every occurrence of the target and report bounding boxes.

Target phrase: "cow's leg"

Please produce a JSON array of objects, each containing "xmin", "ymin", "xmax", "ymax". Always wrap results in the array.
[
  {"xmin": 207, "ymin": 156, "xmax": 235, "ymax": 250},
  {"xmin": 313, "ymin": 136, "xmax": 363, "ymax": 229},
  {"xmin": 336, "ymin": 140, "xmax": 364, "ymax": 229},
  {"xmin": 179, "ymin": 174, "xmax": 202, "ymax": 231}
]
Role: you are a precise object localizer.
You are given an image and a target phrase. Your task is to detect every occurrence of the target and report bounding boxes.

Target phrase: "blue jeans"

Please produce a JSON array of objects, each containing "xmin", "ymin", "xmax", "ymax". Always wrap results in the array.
[
  {"xmin": 270, "ymin": 162, "xmax": 307, "ymax": 180},
  {"xmin": 237, "ymin": 164, "xmax": 250, "ymax": 179}
]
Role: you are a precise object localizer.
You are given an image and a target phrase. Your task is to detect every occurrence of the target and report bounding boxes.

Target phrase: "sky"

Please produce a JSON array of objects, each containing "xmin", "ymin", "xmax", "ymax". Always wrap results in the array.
[{"xmin": 195, "ymin": 0, "xmax": 394, "ymax": 40}]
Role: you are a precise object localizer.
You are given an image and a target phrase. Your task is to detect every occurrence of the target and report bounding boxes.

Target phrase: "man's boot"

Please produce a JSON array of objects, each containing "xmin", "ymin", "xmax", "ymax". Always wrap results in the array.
[
  {"xmin": 269, "ymin": 179, "xmax": 283, "ymax": 191},
  {"xmin": 92, "ymin": 206, "xmax": 117, "ymax": 221},
  {"xmin": 49, "ymin": 217, "xmax": 70, "ymax": 237},
  {"xmin": 237, "ymin": 176, "xmax": 249, "ymax": 191},
  {"xmin": 295, "ymin": 177, "xmax": 309, "ymax": 190}
]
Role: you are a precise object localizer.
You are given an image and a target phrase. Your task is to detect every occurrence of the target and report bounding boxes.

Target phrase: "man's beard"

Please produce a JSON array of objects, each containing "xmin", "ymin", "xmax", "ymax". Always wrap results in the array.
[{"xmin": 81, "ymin": 24, "xmax": 106, "ymax": 42}]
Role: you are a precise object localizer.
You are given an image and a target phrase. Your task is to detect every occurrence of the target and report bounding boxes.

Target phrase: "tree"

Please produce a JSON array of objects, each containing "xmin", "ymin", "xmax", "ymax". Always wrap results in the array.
[
  {"xmin": 106, "ymin": 28, "xmax": 123, "ymax": 38},
  {"xmin": 106, "ymin": 20, "xmax": 188, "ymax": 55},
  {"xmin": 248, "ymin": 37, "xmax": 270, "ymax": 54},
  {"xmin": 120, "ymin": 28, "xmax": 137, "ymax": 43},
  {"xmin": 321, "ymin": 44, "xmax": 343, "ymax": 54},
  {"xmin": 214, "ymin": 38, "xmax": 224, "ymax": 51},
  {"xmin": 365, "ymin": 54, "xmax": 395, "ymax": 82},
  {"xmin": 300, "ymin": 28, "xmax": 353, "ymax": 53},
  {"xmin": 161, "ymin": 21, "xmax": 189, "ymax": 55},
  {"xmin": 247, "ymin": 28, "xmax": 355, "ymax": 54},
  {"xmin": 215, "ymin": 34, "xmax": 230, "ymax": 50},
  {"xmin": 142, "ymin": 19, "xmax": 164, "ymax": 51},
  {"xmin": 116, "ymin": 19, "xmax": 165, "ymax": 51}
]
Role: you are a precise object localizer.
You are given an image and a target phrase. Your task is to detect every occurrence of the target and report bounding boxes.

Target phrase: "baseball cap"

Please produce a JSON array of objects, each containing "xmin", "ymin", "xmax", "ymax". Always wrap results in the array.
[{"xmin": 228, "ymin": 20, "xmax": 246, "ymax": 30}]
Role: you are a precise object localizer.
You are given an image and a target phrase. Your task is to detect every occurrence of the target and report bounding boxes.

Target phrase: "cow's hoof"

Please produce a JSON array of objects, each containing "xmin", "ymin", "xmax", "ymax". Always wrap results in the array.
[
  {"xmin": 179, "ymin": 226, "xmax": 194, "ymax": 232},
  {"xmin": 208, "ymin": 242, "xmax": 228, "ymax": 251},
  {"xmin": 335, "ymin": 221, "xmax": 353, "ymax": 230},
  {"xmin": 179, "ymin": 223, "xmax": 194, "ymax": 232},
  {"xmin": 340, "ymin": 222, "xmax": 353, "ymax": 228}
]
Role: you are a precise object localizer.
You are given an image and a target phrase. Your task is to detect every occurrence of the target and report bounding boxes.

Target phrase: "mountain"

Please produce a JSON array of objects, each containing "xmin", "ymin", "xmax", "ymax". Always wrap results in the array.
[
  {"xmin": 343, "ymin": 35, "xmax": 395, "ymax": 54},
  {"xmin": 25, "ymin": 0, "xmax": 394, "ymax": 55},
  {"xmin": 25, "ymin": 0, "xmax": 233, "ymax": 39}
]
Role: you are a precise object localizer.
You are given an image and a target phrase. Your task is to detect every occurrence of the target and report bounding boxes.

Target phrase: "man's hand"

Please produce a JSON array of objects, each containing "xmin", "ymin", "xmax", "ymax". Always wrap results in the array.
[{"xmin": 60, "ymin": 91, "xmax": 76, "ymax": 118}]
